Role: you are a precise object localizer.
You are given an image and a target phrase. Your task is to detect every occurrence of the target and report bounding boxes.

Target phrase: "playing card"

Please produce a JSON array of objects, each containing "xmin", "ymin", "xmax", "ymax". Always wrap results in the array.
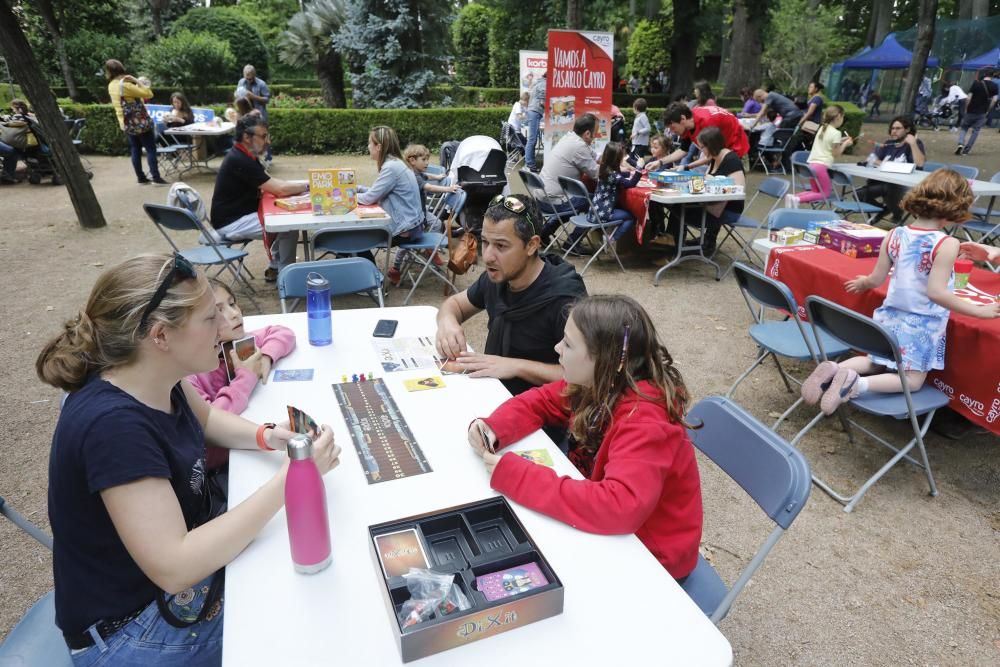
[
  {"xmin": 475, "ymin": 563, "xmax": 548, "ymax": 601},
  {"xmin": 287, "ymin": 405, "xmax": 320, "ymax": 438},
  {"xmin": 233, "ymin": 335, "xmax": 256, "ymax": 361},
  {"xmin": 219, "ymin": 341, "xmax": 236, "ymax": 382},
  {"xmin": 515, "ymin": 449, "xmax": 554, "ymax": 467},
  {"xmin": 375, "ymin": 528, "xmax": 430, "ymax": 579},
  {"xmin": 273, "ymin": 369, "xmax": 315, "ymax": 382},
  {"xmin": 402, "ymin": 376, "xmax": 446, "ymax": 392}
]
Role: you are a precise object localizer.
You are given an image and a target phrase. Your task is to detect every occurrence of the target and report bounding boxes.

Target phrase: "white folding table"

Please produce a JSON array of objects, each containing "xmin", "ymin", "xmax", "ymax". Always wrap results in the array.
[
  {"xmin": 224, "ymin": 306, "xmax": 733, "ymax": 667},
  {"xmin": 163, "ymin": 121, "xmax": 236, "ymax": 175},
  {"xmin": 649, "ymin": 191, "xmax": 746, "ymax": 284}
]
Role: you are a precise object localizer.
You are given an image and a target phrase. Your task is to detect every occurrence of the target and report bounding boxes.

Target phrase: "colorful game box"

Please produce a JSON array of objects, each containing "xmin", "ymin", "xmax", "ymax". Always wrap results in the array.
[
  {"xmin": 308, "ymin": 168, "xmax": 357, "ymax": 215},
  {"xmin": 369, "ymin": 497, "xmax": 564, "ymax": 662},
  {"xmin": 769, "ymin": 227, "xmax": 805, "ymax": 246},
  {"xmin": 648, "ymin": 170, "xmax": 695, "ymax": 193},
  {"xmin": 817, "ymin": 221, "xmax": 887, "ymax": 258}
]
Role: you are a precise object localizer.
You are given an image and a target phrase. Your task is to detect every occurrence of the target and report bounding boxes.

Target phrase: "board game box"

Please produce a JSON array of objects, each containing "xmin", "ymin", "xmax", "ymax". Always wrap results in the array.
[
  {"xmin": 368, "ymin": 497, "xmax": 564, "ymax": 662},
  {"xmin": 308, "ymin": 168, "xmax": 357, "ymax": 215},
  {"xmin": 817, "ymin": 221, "xmax": 887, "ymax": 258}
]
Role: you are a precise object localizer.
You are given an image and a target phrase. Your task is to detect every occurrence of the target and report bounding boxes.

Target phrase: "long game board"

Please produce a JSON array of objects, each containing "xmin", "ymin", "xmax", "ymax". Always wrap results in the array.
[{"xmin": 332, "ymin": 378, "xmax": 432, "ymax": 484}]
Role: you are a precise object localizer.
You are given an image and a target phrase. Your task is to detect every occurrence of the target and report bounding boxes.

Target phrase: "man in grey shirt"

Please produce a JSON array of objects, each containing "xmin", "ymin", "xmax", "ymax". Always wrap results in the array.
[
  {"xmin": 537, "ymin": 113, "xmax": 598, "ymax": 241},
  {"xmin": 750, "ymin": 88, "xmax": 802, "ymax": 129},
  {"xmin": 524, "ymin": 73, "xmax": 546, "ymax": 171}
]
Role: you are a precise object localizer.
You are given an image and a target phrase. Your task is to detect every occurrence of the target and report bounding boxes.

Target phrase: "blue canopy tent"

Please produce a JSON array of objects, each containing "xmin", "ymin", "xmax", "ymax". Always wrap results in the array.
[
  {"xmin": 841, "ymin": 33, "xmax": 940, "ymax": 69},
  {"xmin": 951, "ymin": 47, "xmax": 1000, "ymax": 71}
]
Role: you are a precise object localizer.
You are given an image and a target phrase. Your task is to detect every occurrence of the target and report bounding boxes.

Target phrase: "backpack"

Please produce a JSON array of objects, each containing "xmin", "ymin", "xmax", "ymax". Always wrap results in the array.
[
  {"xmin": 167, "ymin": 182, "xmax": 221, "ymax": 244},
  {"xmin": 119, "ymin": 80, "xmax": 153, "ymax": 136}
]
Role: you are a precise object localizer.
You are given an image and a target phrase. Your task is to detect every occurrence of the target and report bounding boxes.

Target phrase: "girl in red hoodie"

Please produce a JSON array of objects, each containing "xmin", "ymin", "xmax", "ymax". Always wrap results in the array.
[
  {"xmin": 469, "ymin": 295, "xmax": 702, "ymax": 580},
  {"xmin": 187, "ymin": 279, "xmax": 296, "ymax": 467}
]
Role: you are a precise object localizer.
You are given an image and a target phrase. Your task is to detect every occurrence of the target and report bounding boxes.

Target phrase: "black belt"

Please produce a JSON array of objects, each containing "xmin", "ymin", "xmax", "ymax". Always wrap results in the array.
[{"xmin": 63, "ymin": 606, "xmax": 146, "ymax": 651}]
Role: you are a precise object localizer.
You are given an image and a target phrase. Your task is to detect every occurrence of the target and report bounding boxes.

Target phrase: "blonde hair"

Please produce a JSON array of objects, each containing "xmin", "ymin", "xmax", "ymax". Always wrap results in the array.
[
  {"xmin": 817, "ymin": 104, "xmax": 844, "ymax": 141},
  {"xmin": 36, "ymin": 254, "xmax": 210, "ymax": 392},
  {"xmin": 402, "ymin": 143, "xmax": 430, "ymax": 162}
]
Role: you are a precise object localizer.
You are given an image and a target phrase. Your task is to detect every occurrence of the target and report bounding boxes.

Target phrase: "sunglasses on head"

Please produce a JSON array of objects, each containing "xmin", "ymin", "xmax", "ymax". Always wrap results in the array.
[
  {"xmin": 489, "ymin": 195, "xmax": 527, "ymax": 215},
  {"xmin": 140, "ymin": 254, "xmax": 197, "ymax": 330}
]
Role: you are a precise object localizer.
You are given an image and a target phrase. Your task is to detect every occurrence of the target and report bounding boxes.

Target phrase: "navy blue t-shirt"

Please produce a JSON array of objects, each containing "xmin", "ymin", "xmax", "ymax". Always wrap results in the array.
[{"xmin": 48, "ymin": 378, "xmax": 207, "ymax": 635}]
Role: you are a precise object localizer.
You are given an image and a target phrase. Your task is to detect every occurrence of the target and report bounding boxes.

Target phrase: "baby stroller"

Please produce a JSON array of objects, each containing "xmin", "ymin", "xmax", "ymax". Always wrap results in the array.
[
  {"xmin": 19, "ymin": 116, "xmax": 91, "ymax": 185},
  {"xmin": 499, "ymin": 122, "xmax": 525, "ymax": 177},
  {"xmin": 453, "ymin": 138, "xmax": 507, "ymax": 234},
  {"xmin": 915, "ymin": 100, "xmax": 956, "ymax": 131}
]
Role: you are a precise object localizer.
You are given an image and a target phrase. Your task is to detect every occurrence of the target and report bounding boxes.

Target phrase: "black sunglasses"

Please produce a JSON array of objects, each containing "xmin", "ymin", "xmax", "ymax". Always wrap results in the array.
[
  {"xmin": 140, "ymin": 254, "xmax": 197, "ymax": 330},
  {"xmin": 489, "ymin": 195, "xmax": 527, "ymax": 215}
]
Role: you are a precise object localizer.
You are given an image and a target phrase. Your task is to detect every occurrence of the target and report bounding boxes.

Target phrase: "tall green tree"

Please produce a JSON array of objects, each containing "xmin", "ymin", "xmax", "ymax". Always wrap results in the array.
[
  {"xmin": 762, "ymin": 0, "xmax": 847, "ymax": 92},
  {"xmin": 0, "ymin": 2, "xmax": 105, "ymax": 228},
  {"xmin": 277, "ymin": 0, "xmax": 348, "ymax": 107},
  {"xmin": 452, "ymin": 2, "xmax": 494, "ymax": 87},
  {"xmin": 626, "ymin": 18, "xmax": 671, "ymax": 83}
]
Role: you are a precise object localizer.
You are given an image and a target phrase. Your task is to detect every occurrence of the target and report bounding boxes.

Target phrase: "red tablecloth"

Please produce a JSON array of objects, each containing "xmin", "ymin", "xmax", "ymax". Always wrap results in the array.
[
  {"xmin": 765, "ymin": 244, "xmax": 1000, "ymax": 435},
  {"xmin": 619, "ymin": 183, "xmax": 657, "ymax": 243}
]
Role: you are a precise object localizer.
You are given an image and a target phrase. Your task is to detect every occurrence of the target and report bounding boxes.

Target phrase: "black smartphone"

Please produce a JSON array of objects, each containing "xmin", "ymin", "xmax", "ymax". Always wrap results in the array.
[{"xmin": 373, "ymin": 319, "xmax": 398, "ymax": 338}]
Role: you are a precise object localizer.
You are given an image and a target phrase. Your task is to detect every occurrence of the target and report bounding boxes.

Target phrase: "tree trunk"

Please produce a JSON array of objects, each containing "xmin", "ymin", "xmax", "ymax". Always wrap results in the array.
[
  {"xmin": 865, "ymin": 0, "xmax": 892, "ymax": 47},
  {"xmin": 148, "ymin": 0, "xmax": 167, "ymax": 38},
  {"xmin": 971, "ymin": 0, "xmax": 988, "ymax": 19},
  {"xmin": 0, "ymin": 3, "xmax": 105, "ymax": 229},
  {"xmin": 645, "ymin": 0, "xmax": 659, "ymax": 19},
  {"xmin": 900, "ymin": 0, "xmax": 938, "ymax": 118},
  {"xmin": 722, "ymin": 0, "xmax": 765, "ymax": 97},
  {"xmin": 35, "ymin": 0, "xmax": 78, "ymax": 100},
  {"xmin": 957, "ymin": 0, "xmax": 972, "ymax": 20},
  {"xmin": 669, "ymin": 0, "xmax": 700, "ymax": 100},
  {"xmin": 566, "ymin": 0, "xmax": 583, "ymax": 29},
  {"xmin": 317, "ymin": 50, "xmax": 346, "ymax": 108}
]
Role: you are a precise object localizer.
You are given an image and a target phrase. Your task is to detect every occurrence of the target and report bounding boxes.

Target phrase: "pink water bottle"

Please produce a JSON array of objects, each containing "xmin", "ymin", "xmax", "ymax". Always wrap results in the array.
[{"xmin": 285, "ymin": 434, "xmax": 332, "ymax": 574}]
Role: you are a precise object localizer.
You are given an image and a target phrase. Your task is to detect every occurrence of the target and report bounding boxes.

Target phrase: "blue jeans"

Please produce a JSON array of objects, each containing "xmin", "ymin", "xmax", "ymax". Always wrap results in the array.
[
  {"xmin": 0, "ymin": 140, "xmax": 18, "ymax": 178},
  {"xmin": 69, "ymin": 576, "xmax": 223, "ymax": 666},
  {"xmin": 126, "ymin": 130, "xmax": 161, "ymax": 181},
  {"xmin": 608, "ymin": 208, "xmax": 636, "ymax": 241},
  {"xmin": 958, "ymin": 112, "xmax": 987, "ymax": 152},
  {"xmin": 525, "ymin": 110, "xmax": 542, "ymax": 168}
]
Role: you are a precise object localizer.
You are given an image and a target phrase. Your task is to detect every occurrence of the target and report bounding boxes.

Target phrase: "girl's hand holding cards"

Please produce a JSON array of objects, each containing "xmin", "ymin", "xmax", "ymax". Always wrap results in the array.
[{"xmin": 468, "ymin": 419, "xmax": 502, "ymax": 476}]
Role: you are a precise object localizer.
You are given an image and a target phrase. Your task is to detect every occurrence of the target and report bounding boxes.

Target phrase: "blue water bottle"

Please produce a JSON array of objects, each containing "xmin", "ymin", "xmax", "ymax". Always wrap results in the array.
[{"xmin": 306, "ymin": 272, "xmax": 332, "ymax": 346}]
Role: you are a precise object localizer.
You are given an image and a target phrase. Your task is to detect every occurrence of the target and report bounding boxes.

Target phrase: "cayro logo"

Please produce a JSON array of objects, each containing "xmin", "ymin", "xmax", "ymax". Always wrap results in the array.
[{"xmin": 959, "ymin": 393, "xmax": 984, "ymax": 417}]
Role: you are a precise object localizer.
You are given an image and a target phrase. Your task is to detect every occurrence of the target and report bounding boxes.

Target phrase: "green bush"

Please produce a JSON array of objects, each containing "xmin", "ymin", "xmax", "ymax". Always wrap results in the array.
[
  {"xmin": 452, "ymin": 3, "xmax": 494, "ymax": 87},
  {"xmin": 64, "ymin": 30, "xmax": 132, "ymax": 101},
  {"xmin": 172, "ymin": 7, "xmax": 269, "ymax": 81},
  {"xmin": 136, "ymin": 32, "xmax": 237, "ymax": 103}
]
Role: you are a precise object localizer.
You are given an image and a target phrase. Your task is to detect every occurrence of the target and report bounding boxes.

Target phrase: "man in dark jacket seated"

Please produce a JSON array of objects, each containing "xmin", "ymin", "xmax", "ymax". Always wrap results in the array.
[{"xmin": 435, "ymin": 194, "xmax": 588, "ymax": 398}]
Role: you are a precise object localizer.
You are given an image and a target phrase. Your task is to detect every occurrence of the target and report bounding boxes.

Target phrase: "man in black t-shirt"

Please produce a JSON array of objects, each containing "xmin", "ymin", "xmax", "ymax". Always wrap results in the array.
[
  {"xmin": 435, "ymin": 194, "xmax": 587, "ymax": 397},
  {"xmin": 210, "ymin": 115, "xmax": 309, "ymax": 281},
  {"xmin": 956, "ymin": 68, "xmax": 998, "ymax": 156}
]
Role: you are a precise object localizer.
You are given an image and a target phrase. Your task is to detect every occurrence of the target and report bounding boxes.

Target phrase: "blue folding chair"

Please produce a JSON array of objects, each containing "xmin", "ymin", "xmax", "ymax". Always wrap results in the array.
[
  {"xmin": 396, "ymin": 190, "xmax": 466, "ymax": 305},
  {"xmin": 752, "ymin": 128, "xmax": 794, "ymax": 175},
  {"xmin": 789, "ymin": 150, "xmax": 809, "ymax": 193},
  {"xmin": 947, "ymin": 163, "xmax": 978, "ymax": 180},
  {"xmin": 829, "ymin": 170, "xmax": 884, "ymax": 223},
  {"xmin": 311, "ymin": 222, "xmax": 394, "ymax": 280},
  {"xmin": 921, "ymin": 160, "xmax": 946, "ymax": 172},
  {"xmin": 143, "ymin": 203, "xmax": 258, "ymax": 310},
  {"xmin": 277, "ymin": 258, "xmax": 384, "ymax": 312},
  {"xmin": 791, "ymin": 296, "xmax": 948, "ymax": 512},
  {"xmin": 519, "ymin": 168, "xmax": 574, "ymax": 250},
  {"xmin": 729, "ymin": 263, "xmax": 852, "ymax": 429},
  {"xmin": 960, "ymin": 171, "xmax": 1000, "ymax": 269},
  {"xmin": 681, "ymin": 397, "xmax": 811, "ymax": 624},
  {"xmin": 716, "ymin": 177, "xmax": 790, "ymax": 277},
  {"xmin": 767, "ymin": 208, "xmax": 840, "ymax": 231},
  {"xmin": 0, "ymin": 496, "xmax": 72, "ymax": 667},
  {"xmin": 557, "ymin": 176, "xmax": 625, "ymax": 275}
]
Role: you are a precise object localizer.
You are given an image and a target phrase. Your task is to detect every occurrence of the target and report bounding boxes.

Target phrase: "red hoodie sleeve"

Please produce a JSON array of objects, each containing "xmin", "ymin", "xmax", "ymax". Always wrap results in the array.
[
  {"xmin": 489, "ymin": 415, "xmax": 680, "ymax": 535},
  {"xmin": 253, "ymin": 325, "xmax": 296, "ymax": 363},
  {"xmin": 482, "ymin": 381, "xmax": 571, "ymax": 448}
]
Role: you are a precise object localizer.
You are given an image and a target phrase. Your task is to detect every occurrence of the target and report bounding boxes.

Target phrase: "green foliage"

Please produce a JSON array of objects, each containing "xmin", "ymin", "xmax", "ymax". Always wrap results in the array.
[
  {"xmin": 626, "ymin": 19, "xmax": 671, "ymax": 82},
  {"xmin": 64, "ymin": 29, "xmax": 131, "ymax": 100},
  {"xmin": 452, "ymin": 3, "xmax": 494, "ymax": 88},
  {"xmin": 224, "ymin": 0, "xmax": 299, "ymax": 56},
  {"xmin": 277, "ymin": 0, "xmax": 346, "ymax": 70},
  {"xmin": 762, "ymin": 0, "xmax": 849, "ymax": 93},
  {"xmin": 124, "ymin": 0, "xmax": 200, "ymax": 44},
  {"xmin": 171, "ymin": 7, "xmax": 269, "ymax": 80},
  {"xmin": 486, "ymin": 8, "xmax": 546, "ymax": 88},
  {"xmin": 135, "ymin": 31, "xmax": 237, "ymax": 101}
]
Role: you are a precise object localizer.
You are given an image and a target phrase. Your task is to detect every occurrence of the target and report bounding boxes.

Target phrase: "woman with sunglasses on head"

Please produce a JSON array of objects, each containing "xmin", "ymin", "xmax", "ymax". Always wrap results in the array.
[
  {"xmin": 357, "ymin": 126, "xmax": 425, "ymax": 259},
  {"xmin": 37, "ymin": 253, "xmax": 341, "ymax": 665},
  {"xmin": 467, "ymin": 295, "xmax": 702, "ymax": 582}
]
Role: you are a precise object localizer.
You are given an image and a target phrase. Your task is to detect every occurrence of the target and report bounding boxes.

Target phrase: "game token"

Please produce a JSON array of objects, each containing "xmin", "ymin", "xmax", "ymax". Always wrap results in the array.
[
  {"xmin": 360, "ymin": 373, "xmax": 366, "ymax": 382},
  {"xmin": 352, "ymin": 374, "xmax": 358, "ymax": 382},
  {"xmin": 341, "ymin": 374, "xmax": 347, "ymax": 383}
]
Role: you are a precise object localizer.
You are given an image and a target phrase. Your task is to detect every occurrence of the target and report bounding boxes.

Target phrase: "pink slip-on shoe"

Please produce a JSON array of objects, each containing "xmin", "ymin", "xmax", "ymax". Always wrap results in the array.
[
  {"xmin": 820, "ymin": 368, "xmax": 860, "ymax": 416},
  {"xmin": 801, "ymin": 361, "xmax": 838, "ymax": 405}
]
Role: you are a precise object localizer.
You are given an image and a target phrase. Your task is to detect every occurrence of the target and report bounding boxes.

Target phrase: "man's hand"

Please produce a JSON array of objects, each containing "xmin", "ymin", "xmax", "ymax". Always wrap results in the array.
[
  {"xmin": 435, "ymin": 319, "xmax": 467, "ymax": 360},
  {"xmin": 456, "ymin": 352, "xmax": 520, "ymax": 379}
]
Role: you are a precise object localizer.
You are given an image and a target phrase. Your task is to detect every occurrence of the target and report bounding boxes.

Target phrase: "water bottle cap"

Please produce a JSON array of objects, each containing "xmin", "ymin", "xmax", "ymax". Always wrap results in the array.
[
  {"xmin": 306, "ymin": 272, "xmax": 329, "ymax": 290},
  {"xmin": 286, "ymin": 434, "xmax": 314, "ymax": 460}
]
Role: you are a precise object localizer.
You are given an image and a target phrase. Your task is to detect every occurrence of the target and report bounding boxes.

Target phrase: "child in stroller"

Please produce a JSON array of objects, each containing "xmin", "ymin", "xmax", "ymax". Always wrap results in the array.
[{"xmin": 0, "ymin": 100, "xmax": 92, "ymax": 185}]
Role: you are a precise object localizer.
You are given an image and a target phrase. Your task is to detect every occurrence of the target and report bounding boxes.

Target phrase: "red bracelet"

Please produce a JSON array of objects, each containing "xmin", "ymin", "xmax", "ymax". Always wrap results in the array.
[{"xmin": 256, "ymin": 423, "xmax": 276, "ymax": 451}]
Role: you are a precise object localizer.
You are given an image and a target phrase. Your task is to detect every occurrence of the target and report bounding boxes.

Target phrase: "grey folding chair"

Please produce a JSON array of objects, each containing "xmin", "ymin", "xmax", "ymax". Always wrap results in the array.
[
  {"xmin": 767, "ymin": 208, "xmax": 840, "ymax": 231},
  {"xmin": 752, "ymin": 128, "xmax": 794, "ymax": 175},
  {"xmin": 921, "ymin": 161, "xmax": 945, "ymax": 172},
  {"xmin": 311, "ymin": 221, "xmax": 394, "ymax": 281},
  {"xmin": 729, "ymin": 263, "xmax": 853, "ymax": 430},
  {"xmin": 557, "ymin": 175, "xmax": 625, "ymax": 275},
  {"xmin": 396, "ymin": 190, "xmax": 466, "ymax": 305},
  {"xmin": 519, "ymin": 168, "xmax": 573, "ymax": 250},
  {"xmin": 680, "ymin": 396, "xmax": 811, "ymax": 624},
  {"xmin": 142, "ymin": 203, "xmax": 259, "ymax": 311},
  {"xmin": 276, "ymin": 258, "xmax": 384, "ymax": 312},
  {"xmin": 716, "ymin": 177, "xmax": 789, "ymax": 278},
  {"xmin": 0, "ymin": 496, "xmax": 72, "ymax": 667},
  {"xmin": 960, "ymin": 171, "xmax": 1000, "ymax": 270},
  {"xmin": 791, "ymin": 296, "xmax": 948, "ymax": 513},
  {"xmin": 173, "ymin": 185, "xmax": 255, "ymax": 280},
  {"xmin": 789, "ymin": 150, "xmax": 809, "ymax": 193},
  {"xmin": 829, "ymin": 170, "xmax": 883, "ymax": 223},
  {"xmin": 947, "ymin": 163, "xmax": 978, "ymax": 180}
]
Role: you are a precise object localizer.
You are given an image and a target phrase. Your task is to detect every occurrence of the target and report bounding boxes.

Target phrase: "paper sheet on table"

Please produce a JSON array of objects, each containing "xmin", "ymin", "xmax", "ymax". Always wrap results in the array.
[{"xmin": 372, "ymin": 336, "xmax": 443, "ymax": 372}]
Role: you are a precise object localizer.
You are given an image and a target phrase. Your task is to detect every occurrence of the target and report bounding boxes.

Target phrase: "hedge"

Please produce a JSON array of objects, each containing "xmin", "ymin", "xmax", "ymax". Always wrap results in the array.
[
  {"xmin": 61, "ymin": 101, "xmax": 864, "ymax": 156},
  {"xmin": 52, "ymin": 84, "xmax": 296, "ymax": 105}
]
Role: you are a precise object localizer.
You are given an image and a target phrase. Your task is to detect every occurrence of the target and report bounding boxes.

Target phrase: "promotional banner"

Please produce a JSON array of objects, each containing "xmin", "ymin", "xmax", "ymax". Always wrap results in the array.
[
  {"xmin": 519, "ymin": 50, "xmax": 548, "ymax": 97},
  {"xmin": 543, "ymin": 30, "xmax": 614, "ymax": 160}
]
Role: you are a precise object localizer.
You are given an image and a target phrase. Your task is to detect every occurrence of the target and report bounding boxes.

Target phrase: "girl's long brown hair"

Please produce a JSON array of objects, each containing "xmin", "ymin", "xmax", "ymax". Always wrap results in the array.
[{"xmin": 563, "ymin": 295, "xmax": 691, "ymax": 456}]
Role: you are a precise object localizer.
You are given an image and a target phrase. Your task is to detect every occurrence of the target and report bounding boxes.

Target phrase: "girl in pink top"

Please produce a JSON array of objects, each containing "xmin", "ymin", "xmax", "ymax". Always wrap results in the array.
[{"xmin": 187, "ymin": 280, "xmax": 296, "ymax": 466}]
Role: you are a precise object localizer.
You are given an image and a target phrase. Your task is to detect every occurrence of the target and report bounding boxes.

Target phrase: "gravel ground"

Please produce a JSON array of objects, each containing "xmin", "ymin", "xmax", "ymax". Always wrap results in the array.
[{"xmin": 1, "ymin": 122, "xmax": 997, "ymax": 664}]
